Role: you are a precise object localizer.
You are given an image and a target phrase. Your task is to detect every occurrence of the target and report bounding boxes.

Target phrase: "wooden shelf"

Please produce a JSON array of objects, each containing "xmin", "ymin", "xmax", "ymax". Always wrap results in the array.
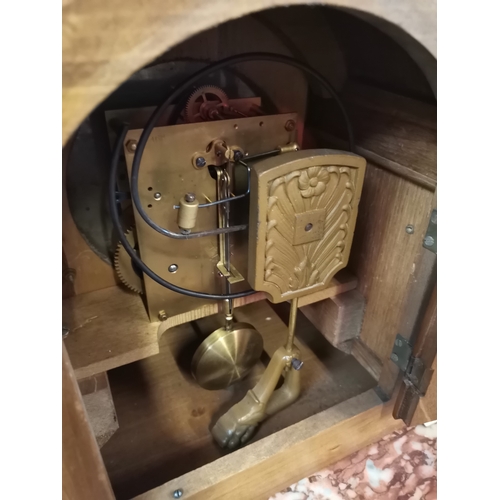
[
  {"xmin": 63, "ymin": 286, "xmax": 159, "ymax": 380},
  {"xmin": 63, "ymin": 270, "xmax": 357, "ymax": 380}
]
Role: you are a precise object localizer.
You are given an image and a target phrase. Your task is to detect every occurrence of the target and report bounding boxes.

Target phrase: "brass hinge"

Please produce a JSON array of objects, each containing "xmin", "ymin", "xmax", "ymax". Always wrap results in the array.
[
  {"xmin": 390, "ymin": 334, "xmax": 425, "ymax": 387},
  {"xmin": 422, "ymin": 209, "xmax": 437, "ymax": 254},
  {"xmin": 391, "ymin": 334, "xmax": 431, "ymax": 423},
  {"xmin": 390, "ymin": 334, "xmax": 426, "ymax": 388}
]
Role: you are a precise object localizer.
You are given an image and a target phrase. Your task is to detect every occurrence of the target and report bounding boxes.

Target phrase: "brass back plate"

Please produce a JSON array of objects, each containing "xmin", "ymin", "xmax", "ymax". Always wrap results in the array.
[
  {"xmin": 247, "ymin": 149, "xmax": 366, "ymax": 304},
  {"xmin": 123, "ymin": 114, "xmax": 298, "ymax": 320}
]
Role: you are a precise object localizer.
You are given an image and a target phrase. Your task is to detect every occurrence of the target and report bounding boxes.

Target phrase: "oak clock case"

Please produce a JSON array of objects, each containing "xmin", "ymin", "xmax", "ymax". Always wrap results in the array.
[{"xmin": 63, "ymin": 6, "xmax": 436, "ymax": 499}]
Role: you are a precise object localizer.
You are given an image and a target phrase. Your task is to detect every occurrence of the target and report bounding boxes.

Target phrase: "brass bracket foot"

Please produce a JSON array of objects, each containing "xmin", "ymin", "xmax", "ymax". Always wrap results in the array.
[{"xmin": 211, "ymin": 345, "xmax": 301, "ymax": 449}]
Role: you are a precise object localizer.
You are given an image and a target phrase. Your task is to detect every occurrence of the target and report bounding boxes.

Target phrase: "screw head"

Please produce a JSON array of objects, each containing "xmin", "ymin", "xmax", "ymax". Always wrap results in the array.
[
  {"xmin": 305, "ymin": 223, "xmax": 313, "ymax": 232},
  {"xmin": 62, "ymin": 327, "xmax": 69, "ymax": 339},
  {"xmin": 391, "ymin": 353, "xmax": 399, "ymax": 362},
  {"xmin": 153, "ymin": 192, "xmax": 161, "ymax": 200},
  {"xmin": 195, "ymin": 157, "xmax": 206, "ymax": 168},
  {"xmin": 173, "ymin": 489, "xmax": 183, "ymax": 498},
  {"xmin": 126, "ymin": 140, "xmax": 137, "ymax": 153},
  {"xmin": 158, "ymin": 310, "xmax": 168, "ymax": 321},
  {"xmin": 395, "ymin": 339, "xmax": 403, "ymax": 347},
  {"xmin": 405, "ymin": 225, "xmax": 414, "ymax": 234},
  {"xmin": 234, "ymin": 150, "xmax": 244, "ymax": 162},
  {"xmin": 424, "ymin": 235, "xmax": 435, "ymax": 247},
  {"xmin": 285, "ymin": 120, "xmax": 296, "ymax": 132},
  {"xmin": 168, "ymin": 264, "xmax": 178, "ymax": 273},
  {"xmin": 291, "ymin": 358, "xmax": 304, "ymax": 371},
  {"xmin": 185, "ymin": 193, "xmax": 196, "ymax": 203},
  {"xmin": 63, "ymin": 268, "xmax": 76, "ymax": 283}
]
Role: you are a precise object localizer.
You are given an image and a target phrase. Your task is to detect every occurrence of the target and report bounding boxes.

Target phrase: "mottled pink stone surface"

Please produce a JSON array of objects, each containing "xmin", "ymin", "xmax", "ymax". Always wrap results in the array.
[{"xmin": 269, "ymin": 424, "xmax": 437, "ymax": 500}]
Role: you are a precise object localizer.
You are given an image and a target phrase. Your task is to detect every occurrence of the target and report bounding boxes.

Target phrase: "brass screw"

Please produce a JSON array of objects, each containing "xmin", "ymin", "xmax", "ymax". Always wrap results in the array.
[
  {"xmin": 195, "ymin": 157, "xmax": 206, "ymax": 168},
  {"xmin": 158, "ymin": 310, "xmax": 168, "ymax": 321},
  {"xmin": 126, "ymin": 140, "xmax": 137, "ymax": 153},
  {"xmin": 285, "ymin": 120, "xmax": 296, "ymax": 132}
]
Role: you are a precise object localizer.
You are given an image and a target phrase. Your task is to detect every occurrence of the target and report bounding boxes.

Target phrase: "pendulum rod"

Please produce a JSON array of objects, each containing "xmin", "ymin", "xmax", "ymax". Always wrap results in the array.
[{"xmin": 285, "ymin": 297, "xmax": 299, "ymax": 353}]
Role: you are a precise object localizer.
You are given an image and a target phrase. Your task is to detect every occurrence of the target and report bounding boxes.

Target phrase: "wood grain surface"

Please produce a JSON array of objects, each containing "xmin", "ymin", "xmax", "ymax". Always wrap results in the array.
[
  {"xmin": 311, "ymin": 83, "xmax": 436, "ymax": 191},
  {"xmin": 351, "ymin": 338, "xmax": 383, "ymax": 381},
  {"xmin": 62, "ymin": 0, "xmax": 436, "ymax": 144},
  {"xmin": 62, "ymin": 344, "xmax": 115, "ymax": 500},
  {"xmin": 135, "ymin": 390, "xmax": 404, "ymax": 500},
  {"xmin": 63, "ymin": 286, "xmax": 160, "ymax": 380},
  {"xmin": 377, "ymin": 195, "xmax": 436, "ymax": 398},
  {"xmin": 348, "ymin": 163, "xmax": 434, "ymax": 364}
]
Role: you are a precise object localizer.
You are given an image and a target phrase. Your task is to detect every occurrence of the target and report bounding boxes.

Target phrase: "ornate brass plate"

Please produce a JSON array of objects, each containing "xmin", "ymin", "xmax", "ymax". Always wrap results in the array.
[
  {"xmin": 247, "ymin": 149, "xmax": 366, "ymax": 304},
  {"xmin": 191, "ymin": 322, "xmax": 264, "ymax": 390},
  {"xmin": 123, "ymin": 113, "xmax": 298, "ymax": 320}
]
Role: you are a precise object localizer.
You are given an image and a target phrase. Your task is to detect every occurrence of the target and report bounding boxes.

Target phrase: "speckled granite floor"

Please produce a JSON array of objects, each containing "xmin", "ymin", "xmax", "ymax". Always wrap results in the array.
[{"xmin": 269, "ymin": 423, "xmax": 437, "ymax": 500}]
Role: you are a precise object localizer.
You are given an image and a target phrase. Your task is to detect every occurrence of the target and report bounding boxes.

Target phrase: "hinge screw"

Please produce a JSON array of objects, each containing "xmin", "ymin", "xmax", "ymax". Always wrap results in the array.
[
  {"xmin": 424, "ymin": 235, "xmax": 435, "ymax": 247},
  {"xmin": 173, "ymin": 489, "xmax": 183, "ymax": 498},
  {"xmin": 285, "ymin": 120, "xmax": 296, "ymax": 132},
  {"xmin": 405, "ymin": 225, "xmax": 414, "ymax": 234},
  {"xmin": 391, "ymin": 353, "xmax": 399, "ymax": 362}
]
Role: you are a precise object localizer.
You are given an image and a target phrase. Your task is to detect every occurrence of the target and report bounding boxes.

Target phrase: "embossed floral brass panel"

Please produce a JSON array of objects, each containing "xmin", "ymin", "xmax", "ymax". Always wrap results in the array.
[{"xmin": 247, "ymin": 149, "xmax": 366, "ymax": 304}]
